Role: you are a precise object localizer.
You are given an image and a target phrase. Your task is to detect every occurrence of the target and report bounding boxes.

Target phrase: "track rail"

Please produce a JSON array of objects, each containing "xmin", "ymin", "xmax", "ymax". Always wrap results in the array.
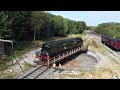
[{"xmin": 21, "ymin": 64, "xmax": 49, "ymax": 79}]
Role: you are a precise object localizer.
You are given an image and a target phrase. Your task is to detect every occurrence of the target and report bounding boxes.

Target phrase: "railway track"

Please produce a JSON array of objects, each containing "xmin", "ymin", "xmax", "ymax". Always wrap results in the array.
[{"xmin": 19, "ymin": 64, "xmax": 49, "ymax": 79}]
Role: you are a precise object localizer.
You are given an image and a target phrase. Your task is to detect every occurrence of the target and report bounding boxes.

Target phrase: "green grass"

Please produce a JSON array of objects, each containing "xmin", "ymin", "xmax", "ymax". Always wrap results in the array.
[
  {"xmin": 0, "ymin": 64, "xmax": 7, "ymax": 70},
  {"xmin": 59, "ymin": 72, "xmax": 85, "ymax": 79},
  {"xmin": 7, "ymin": 55, "xmax": 13, "ymax": 61},
  {"xmin": 13, "ymin": 40, "xmax": 44, "ymax": 58},
  {"xmin": 88, "ymin": 38, "xmax": 104, "ymax": 53},
  {"xmin": 24, "ymin": 63, "xmax": 32, "ymax": 68},
  {"xmin": 0, "ymin": 70, "xmax": 19, "ymax": 79},
  {"xmin": 4, "ymin": 74, "xmax": 15, "ymax": 79}
]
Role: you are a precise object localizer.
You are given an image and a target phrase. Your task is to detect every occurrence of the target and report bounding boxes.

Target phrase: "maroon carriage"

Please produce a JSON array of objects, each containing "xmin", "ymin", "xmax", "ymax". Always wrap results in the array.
[{"xmin": 101, "ymin": 35, "xmax": 120, "ymax": 51}]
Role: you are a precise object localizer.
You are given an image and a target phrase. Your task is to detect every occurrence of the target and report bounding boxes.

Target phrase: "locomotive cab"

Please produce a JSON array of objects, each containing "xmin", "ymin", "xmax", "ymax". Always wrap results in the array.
[{"xmin": 40, "ymin": 44, "xmax": 50, "ymax": 60}]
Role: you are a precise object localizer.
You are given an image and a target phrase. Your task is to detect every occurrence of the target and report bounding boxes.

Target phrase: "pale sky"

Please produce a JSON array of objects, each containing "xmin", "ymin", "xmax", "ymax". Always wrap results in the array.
[{"xmin": 49, "ymin": 11, "xmax": 120, "ymax": 26}]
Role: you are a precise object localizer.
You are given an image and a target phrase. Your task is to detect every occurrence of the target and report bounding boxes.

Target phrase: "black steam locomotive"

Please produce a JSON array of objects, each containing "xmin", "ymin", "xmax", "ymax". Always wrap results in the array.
[{"xmin": 38, "ymin": 37, "xmax": 83, "ymax": 61}]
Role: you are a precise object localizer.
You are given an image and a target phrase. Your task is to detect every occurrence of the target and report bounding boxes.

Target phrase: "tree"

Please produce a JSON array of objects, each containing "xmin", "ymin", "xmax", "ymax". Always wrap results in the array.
[
  {"xmin": 0, "ymin": 11, "xmax": 32, "ymax": 40},
  {"xmin": 0, "ymin": 11, "xmax": 13, "ymax": 39},
  {"xmin": 76, "ymin": 21, "xmax": 86, "ymax": 33},
  {"xmin": 95, "ymin": 22, "xmax": 120, "ymax": 39},
  {"xmin": 30, "ymin": 11, "xmax": 45, "ymax": 40},
  {"xmin": 11, "ymin": 11, "xmax": 32, "ymax": 40},
  {"xmin": 0, "ymin": 11, "xmax": 87, "ymax": 41}
]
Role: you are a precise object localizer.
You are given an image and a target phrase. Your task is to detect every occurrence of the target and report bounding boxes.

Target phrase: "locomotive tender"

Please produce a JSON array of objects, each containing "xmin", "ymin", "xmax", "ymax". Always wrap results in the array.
[{"xmin": 36, "ymin": 37, "xmax": 83, "ymax": 61}]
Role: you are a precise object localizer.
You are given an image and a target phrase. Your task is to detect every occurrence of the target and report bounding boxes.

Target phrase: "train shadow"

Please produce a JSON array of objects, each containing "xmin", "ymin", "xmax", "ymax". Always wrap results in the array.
[{"xmin": 55, "ymin": 50, "xmax": 88, "ymax": 66}]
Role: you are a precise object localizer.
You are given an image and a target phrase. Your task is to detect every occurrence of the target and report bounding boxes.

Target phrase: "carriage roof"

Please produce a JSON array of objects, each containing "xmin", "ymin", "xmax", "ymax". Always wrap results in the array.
[{"xmin": 102, "ymin": 35, "xmax": 120, "ymax": 42}]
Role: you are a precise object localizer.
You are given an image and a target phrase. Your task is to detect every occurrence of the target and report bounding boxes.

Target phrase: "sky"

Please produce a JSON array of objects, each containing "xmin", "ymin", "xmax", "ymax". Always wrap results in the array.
[{"xmin": 49, "ymin": 11, "xmax": 120, "ymax": 26}]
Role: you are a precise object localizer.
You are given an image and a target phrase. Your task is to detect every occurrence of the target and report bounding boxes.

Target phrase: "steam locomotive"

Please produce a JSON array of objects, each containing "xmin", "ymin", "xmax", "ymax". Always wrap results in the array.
[{"xmin": 34, "ymin": 37, "xmax": 83, "ymax": 62}]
